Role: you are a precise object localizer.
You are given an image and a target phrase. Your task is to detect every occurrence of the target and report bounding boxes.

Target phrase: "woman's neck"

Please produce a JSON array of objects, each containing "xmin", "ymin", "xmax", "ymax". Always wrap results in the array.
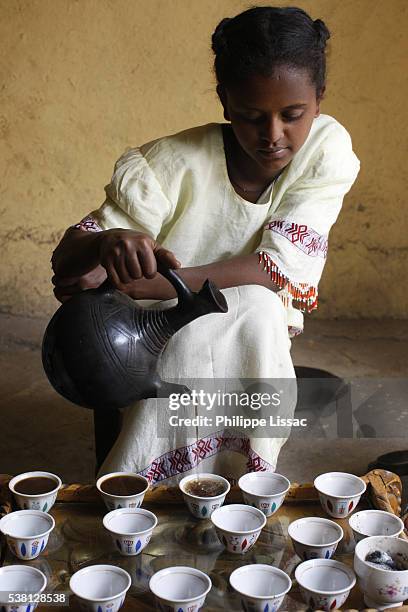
[{"xmin": 222, "ymin": 124, "xmax": 283, "ymax": 191}]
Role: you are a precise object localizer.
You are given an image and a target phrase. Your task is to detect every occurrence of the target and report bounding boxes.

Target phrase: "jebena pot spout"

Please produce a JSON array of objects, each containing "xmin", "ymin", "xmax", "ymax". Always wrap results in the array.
[
  {"xmin": 42, "ymin": 263, "xmax": 228, "ymax": 412},
  {"xmin": 160, "ymin": 264, "xmax": 228, "ymax": 334}
]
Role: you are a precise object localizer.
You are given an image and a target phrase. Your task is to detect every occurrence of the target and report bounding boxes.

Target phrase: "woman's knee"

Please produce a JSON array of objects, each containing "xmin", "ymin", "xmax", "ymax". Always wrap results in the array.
[{"xmin": 237, "ymin": 284, "xmax": 286, "ymax": 319}]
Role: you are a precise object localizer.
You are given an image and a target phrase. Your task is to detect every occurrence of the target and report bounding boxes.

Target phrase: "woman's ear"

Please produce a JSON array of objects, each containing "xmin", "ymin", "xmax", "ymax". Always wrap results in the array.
[
  {"xmin": 315, "ymin": 86, "xmax": 325, "ymax": 117},
  {"xmin": 216, "ymin": 84, "xmax": 231, "ymax": 121}
]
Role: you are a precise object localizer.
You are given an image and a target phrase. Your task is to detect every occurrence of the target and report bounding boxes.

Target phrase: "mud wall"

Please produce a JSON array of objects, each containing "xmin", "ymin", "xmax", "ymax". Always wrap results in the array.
[{"xmin": 1, "ymin": 0, "xmax": 407, "ymax": 318}]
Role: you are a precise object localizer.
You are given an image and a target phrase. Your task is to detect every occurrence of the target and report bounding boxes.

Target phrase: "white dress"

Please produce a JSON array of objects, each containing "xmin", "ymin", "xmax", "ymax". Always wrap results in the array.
[{"xmin": 76, "ymin": 115, "xmax": 360, "ymax": 484}]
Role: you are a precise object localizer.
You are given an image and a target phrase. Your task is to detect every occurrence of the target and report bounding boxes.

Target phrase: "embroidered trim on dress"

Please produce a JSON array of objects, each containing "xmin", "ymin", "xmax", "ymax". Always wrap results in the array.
[
  {"xmin": 73, "ymin": 215, "xmax": 102, "ymax": 233},
  {"xmin": 138, "ymin": 430, "xmax": 273, "ymax": 485},
  {"xmin": 258, "ymin": 251, "xmax": 318, "ymax": 313},
  {"xmin": 288, "ymin": 325, "xmax": 304, "ymax": 337},
  {"xmin": 265, "ymin": 220, "xmax": 328, "ymax": 258}
]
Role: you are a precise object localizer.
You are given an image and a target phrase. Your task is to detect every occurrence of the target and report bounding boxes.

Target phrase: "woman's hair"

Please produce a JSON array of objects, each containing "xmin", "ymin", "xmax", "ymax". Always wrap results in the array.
[{"xmin": 212, "ymin": 6, "xmax": 330, "ymax": 97}]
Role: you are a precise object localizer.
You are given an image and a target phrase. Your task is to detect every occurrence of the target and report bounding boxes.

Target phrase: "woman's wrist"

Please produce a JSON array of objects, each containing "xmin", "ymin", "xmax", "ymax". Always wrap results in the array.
[
  {"xmin": 52, "ymin": 227, "xmax": 106, "ymax": 277},
  {"xmin": 120, "ymin": 273, "xmax": 176, "ymax": 300},
  {"xmin": 126, "ymin": 254, "xmax": 280, "ymax": 300}
]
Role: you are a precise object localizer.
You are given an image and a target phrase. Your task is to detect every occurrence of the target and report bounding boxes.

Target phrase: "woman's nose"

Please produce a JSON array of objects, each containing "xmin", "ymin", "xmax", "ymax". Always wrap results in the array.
[{"xmin": 260, "ymin": 117, "xmax": 284, "ymax": 145}]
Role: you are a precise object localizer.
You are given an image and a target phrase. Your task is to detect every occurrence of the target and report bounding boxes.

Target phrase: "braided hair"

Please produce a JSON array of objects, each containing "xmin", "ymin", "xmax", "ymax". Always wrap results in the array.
[{"xmin": 212, "ymin": 6, "xmax": 330, "ymax": 98}]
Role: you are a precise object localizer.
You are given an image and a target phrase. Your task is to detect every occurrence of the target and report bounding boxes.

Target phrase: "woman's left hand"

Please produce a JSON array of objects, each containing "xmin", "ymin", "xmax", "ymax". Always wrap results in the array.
[
  {"xmin": 52, "ymin": 265, "xmax": 159, "ymax": 302},
  {"xmin": 52, "ymin": 265, "xmax": 108, "ymax": 302}
]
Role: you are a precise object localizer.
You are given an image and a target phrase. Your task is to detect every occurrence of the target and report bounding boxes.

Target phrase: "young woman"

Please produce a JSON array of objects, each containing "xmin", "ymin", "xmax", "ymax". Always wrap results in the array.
[{"xmin": 51, "ymin": 7, "xmax": 360, "ymax": 483}]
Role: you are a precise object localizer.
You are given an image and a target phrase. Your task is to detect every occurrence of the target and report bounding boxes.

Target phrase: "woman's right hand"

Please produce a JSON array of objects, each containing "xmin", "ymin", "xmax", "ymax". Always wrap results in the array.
[{"xmin": 98, "ymin": 229, "xmax": 181, "ymax": 287}]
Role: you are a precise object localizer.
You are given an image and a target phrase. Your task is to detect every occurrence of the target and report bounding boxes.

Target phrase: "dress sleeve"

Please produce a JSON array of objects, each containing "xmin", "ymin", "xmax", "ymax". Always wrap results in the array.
[
  {"xmin": 256, "ymin": 124, "xmax": 360, "ymax": 315},
  {"xmin": 74, "ymin": 146, "xmax": 174, "ymax": 238}
]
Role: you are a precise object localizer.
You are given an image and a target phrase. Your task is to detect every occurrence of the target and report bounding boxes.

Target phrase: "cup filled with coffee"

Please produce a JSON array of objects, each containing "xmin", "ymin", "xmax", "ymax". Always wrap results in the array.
[
  {"xmin": 96, "ymin": 472, "xmax": 150, "ymax": 511},
  {"xmin": 179, "ymin": 473, "xmax": 230, "ymax": 519},
  {"xmin": 8, "ymin": 471, "xmax": 62, "ymax": 513}
]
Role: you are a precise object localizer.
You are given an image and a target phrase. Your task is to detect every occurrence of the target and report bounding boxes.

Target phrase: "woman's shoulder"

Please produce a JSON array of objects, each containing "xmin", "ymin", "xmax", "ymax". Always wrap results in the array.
[
  {"xmin": 287, "ymin": 114, "xmax": 360, "ymax": 181},
  {"xmin": 108, "ymin": 124, "xmax": 223, "ymax": 199},
  {"xmin": 111, "ymin": 123, "xmax": 222, "ymax": 174},
  {"xmin": 140, "ymin": 123, "xmax": 222, "ymax": 162},
  {"xmin": 308, "ymin": 114, "xmax": 354, "ymax": 149},
  {"xmin": 107, "ymin": 123, "xmax": 222, "ymax": 206}
]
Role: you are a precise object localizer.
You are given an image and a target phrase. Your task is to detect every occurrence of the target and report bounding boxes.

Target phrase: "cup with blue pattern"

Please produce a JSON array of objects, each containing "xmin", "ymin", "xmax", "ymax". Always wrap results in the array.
[
  {"xmin": 69, "ymin": 564, "xmax": 131, "ymax": 612},
  {"xmin": 149, "ymin": 566, "xmax": 212, "ymax": 612},
  {"xmin": 96, "ymin": 472, "xmax": 149, "ymax": 512},
  {"xmin": 238, "ymin": 472, "xmax": 290, "ymax": 517},
  {"xmin": 229, "ymin": 564, "xmax": 291, "ymax": 612},
  {"xmin": 179, "ymin": 473, "xmax": 230, "ymax": 520},
  {"xmin": 0, "ymin": 565, "xmax": 47, "ymax": 611},
  {"xmin": 8, "ymin": 471, "xmax": 62, "ymax": 513},
  {"xmin": 288, "ymin": 516, "xmax": 343, "ymax": 561},
  {"xmin": 103, "ymin": 507, "xmax": 157, "ymax": 556},
  {"xmin": 0, "ymin": 509, "xmax": 55, "ymax": 560}
]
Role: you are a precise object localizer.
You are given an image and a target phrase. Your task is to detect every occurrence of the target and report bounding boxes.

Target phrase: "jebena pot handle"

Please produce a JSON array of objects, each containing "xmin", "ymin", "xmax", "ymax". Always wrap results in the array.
[
  {"xmin": 97, "ymin": 261, "xmax": 194, "ymax": 305},
  {"xmin": 156, "ymin": 260, "xmax": 194, "ymax": 304}
]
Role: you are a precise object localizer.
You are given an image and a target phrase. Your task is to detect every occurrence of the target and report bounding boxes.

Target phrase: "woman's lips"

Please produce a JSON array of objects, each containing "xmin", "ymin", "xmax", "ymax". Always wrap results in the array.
[{"xmin": 258, "ymin": 148, "xmax": 288, "ymax": 159}]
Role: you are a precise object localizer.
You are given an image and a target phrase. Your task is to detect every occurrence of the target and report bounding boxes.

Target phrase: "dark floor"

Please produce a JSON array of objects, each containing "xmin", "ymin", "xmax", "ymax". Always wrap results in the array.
[{"xmin": 0, "ymin": 313, "xmax": 407, "ymax": 485}]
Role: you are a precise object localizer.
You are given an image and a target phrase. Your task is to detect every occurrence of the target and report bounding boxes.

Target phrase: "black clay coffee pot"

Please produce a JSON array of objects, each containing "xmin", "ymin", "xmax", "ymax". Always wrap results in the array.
[{"xmin": 42, "ymin": 264, "xmax": 228, "ymax": 411}]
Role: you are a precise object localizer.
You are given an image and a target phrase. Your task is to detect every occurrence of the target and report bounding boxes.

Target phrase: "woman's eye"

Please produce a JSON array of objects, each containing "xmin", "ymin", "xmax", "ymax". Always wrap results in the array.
[
  {"xmin": 283, "ymin": 113, "xmax": 304, "ymax": 122},
  {"xmin": 238, "ymin": 112, "xmax": 263, "ymax": 123}
]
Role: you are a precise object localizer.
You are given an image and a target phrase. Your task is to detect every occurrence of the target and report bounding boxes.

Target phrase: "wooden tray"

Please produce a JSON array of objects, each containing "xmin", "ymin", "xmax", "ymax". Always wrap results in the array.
[{"xmin": 0, "ymin": 470, "xmax": 407, "ymax": 611}]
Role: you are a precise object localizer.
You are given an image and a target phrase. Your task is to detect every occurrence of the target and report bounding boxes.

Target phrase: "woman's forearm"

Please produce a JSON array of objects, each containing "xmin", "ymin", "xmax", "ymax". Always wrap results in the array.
[
  {"xmin": 131, "ymin": 253, "xmax": 280, "ymax": 299},
  {"xmin": 51, "ymin": 229, "xmax": 279, "ymax": 302}
]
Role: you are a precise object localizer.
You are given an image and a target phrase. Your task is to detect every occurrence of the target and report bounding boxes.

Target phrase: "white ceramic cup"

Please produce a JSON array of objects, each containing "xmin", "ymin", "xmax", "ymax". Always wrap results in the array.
[
  {"xmin": 354, "ymin": 535, "xmax": 408, "ymax": 609},
  {"xmin": 295, "ymin": 558, "xmax": 356, "ymax": 611},
  {"xmin": 103, "ymin": 507, "xmax": 158, "ymax": 556},
  {"xmin": 238, "ymin": 472, "xmax": 290, "ymax": 517},
  {"xmin": 149, "ymin": 566, "xmax": 212, "ymax": 612},
  {"xmin": 211, "ymin": 503, "xmax": 266, "ymax": 554},
  {"xmin": 0, "ymin": 565, "xmax": 47, "ymax": 611},
  {"xmin": 69, "ymin": 564, "xmax": 131, "ymax": 612},
  {"xmin": 349, "ymin": 509, "xmax": 404, "ymax": 542},
  {"xmin": 288, "ymin": 516, "xmax": 343, "ymax": 561},
  {"xmin": 314, "ymin": 472, "xmax": 366, "ymax": 518},
  {"xmin": 8, "ymin": 471, "xmax": 61, "ymax": 513},
  {"xmin": 229, "ymin": 564, "xmax": 291, "ymax": 611},
  {"xmin": 179, "ymin": 473, "xmax": 230, "ymax": 519},
  {"xmin": 0, "ymin": 509, "xmax": 55, "ymax": 560},
  {"xmin": 96, "ymin": 471, "xmax": 149, "ymax": 511}
]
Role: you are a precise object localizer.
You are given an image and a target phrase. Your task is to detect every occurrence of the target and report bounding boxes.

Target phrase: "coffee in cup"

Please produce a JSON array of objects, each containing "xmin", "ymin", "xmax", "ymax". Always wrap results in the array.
[{"xmin": 99, "ymin": 475, "xmax": 148, "ymax": 496}]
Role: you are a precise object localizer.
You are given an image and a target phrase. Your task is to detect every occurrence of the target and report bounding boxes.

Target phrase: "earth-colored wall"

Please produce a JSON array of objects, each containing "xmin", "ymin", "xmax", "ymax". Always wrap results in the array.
[{"xmin": 1, "ymin": 0, "xmax": 407, "ymax": 318}]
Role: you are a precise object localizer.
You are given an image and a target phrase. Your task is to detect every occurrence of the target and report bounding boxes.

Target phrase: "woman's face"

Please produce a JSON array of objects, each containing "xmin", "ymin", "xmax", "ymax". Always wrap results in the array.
[{"xmin": 219, "ymin": 67, "xmax": 321, "ymax": 174}]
